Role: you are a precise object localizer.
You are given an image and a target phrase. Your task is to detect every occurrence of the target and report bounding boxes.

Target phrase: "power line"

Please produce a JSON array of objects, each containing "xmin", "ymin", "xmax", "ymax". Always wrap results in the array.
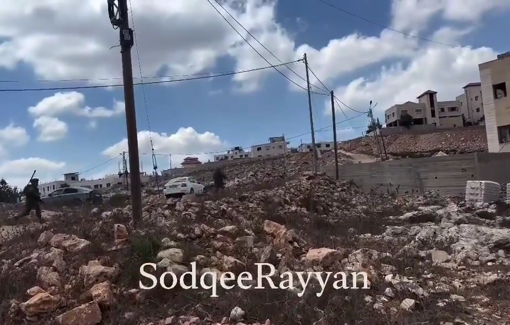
[
  {"xmin": 314, "ymin": 0, "xmax": 457, "ymax": 48},
  {"xmin": 138, "ymin": 112, "xmax": 367, "ymax": 157},
  {"xmin": 78, "ymin": 153, "xmax": 123, "ymax": 176},
  {"xmin": 207, "ymin": 0, "xmax": 328, "ymax": 96},
  {"xmin": 334, "ymin": 95, "xmax": 367, "ymax": 114},
  {"xmin": 0, "ymin": 60, "xmax": 301, "ymax": 93},
  {"xmin": 210, "ymin": 0, "xmax": 328, "ymax": 95}
]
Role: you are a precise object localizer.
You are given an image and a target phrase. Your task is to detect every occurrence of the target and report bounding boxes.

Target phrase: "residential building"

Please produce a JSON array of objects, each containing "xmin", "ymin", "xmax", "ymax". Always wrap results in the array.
[
  {"xmin": 298, "ymin": 141, "xmax": 334, "ymax": 152},
  {"xmin": 479, "ymin": 51, "xmax": 510, "ymax": 152},
  {"xmin": 385, "ymin": 101, "xmax": 426, "ymax": 127},
  {"xmin": 181, "ymin": 157, "xmax": 202, "ymax": 169},
  {"xmin": 250, "ymin": 136, "xmax": 289, "ymax": 158},
  {"xmin": 213, "ymin": 146, "xmax": 250, "ymax": 161},
  {"xmin": 384, "ymin": 90, "xmax": 462, "ymax": 128},
  {"xmin": 436, "ymin": 100, "xmax": 463, "ymax": 128},
  {"xmin": 38, "ymin": 172, "xmax": 151, "ymax": 196},
  {"xmin": 456, "ymin": 82, "xmax": 484, "ymax": 125}
]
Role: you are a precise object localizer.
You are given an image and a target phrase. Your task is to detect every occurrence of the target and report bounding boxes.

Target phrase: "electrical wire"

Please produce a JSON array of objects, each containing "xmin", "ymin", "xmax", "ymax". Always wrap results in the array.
[
  {"xmin": 206, "ymin": 0, "xmax": 328, "ymax": 96},
  {"xmin": 78, "ymin": 153, "xmax": 123, "ymax": 176},
  {"xmin": 128, "ymin": 0, "xmax": 161, "ymax": 193},
  {"xmin": 0, "ymin": 60, "xmax": 301, "ymax": 93},
  {"xmin": 314, "ymin": 0, "xmax": 458, "ymax": 48},
  {"xmin": 210, "ymin": 0, "xmax": 328, "ymax": 94}
]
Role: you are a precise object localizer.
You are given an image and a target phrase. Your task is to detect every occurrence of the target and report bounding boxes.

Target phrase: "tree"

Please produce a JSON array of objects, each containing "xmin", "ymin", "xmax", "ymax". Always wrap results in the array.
[
  {"xmin": 399, "ymin": 112, "xmax": 413, "ymax": 129},
  {"xmin": 366, "ymin": 119, "xmax": 382, "ymax": 134},
  {"xmin": 0, "ymin": 178, "xmax": 21, "ymax": 203}
]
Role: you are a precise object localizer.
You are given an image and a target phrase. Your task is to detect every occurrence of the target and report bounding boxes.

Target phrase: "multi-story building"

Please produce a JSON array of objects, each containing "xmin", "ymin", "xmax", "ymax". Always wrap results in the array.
[
  {"xmin": 385, "ymin": 101, "xmax": 426, "ymax": 127},
  {"xmin": 298, "ymin": 141, "xmax": 335, "ymax": 152},
  {"xmin": 384, "ymin": 90, "xmax": 462, "ymax": 128},
  {"xmin": 479, "ymin": 51, "xmax": 510, "ymax": 153},
  {"xmin": 250, "ymin": 136, "xmax": 288, "ymax": 158},
  {"xmin": 456, "ymin": 82, "xmax": 484, "ymax": 125},
  {"xmin": 213, "ymin": 146, "xmax": 250, "ymax": 161}
]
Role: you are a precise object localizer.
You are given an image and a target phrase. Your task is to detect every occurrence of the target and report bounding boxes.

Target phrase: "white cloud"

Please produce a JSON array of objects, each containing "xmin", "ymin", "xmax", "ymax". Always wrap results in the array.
[
  {"xmin": 0, "ymin": 0, "xmax": 470, "ymax": 94},
  {"xmin": 28, "ymin": 92, "xmax": 124, "ymax": 119},
  {"xmin": 0, "ymin": 157, "xmax": 66, "ymax": 188},
  {"xmin": 87, "ymin": 120, "xmax": 98, "ymax": 129},
  {"xmin": 102, "ymin": 127, "xmax": 228, "ymax": 168},
  {"xmin": 0, "ymin": 123, "xmax": 30, "ymax": 147},
  {"xmin": 390, "ymin": 0, "xmax": 510, "ymax": 34},
  {"xmin": 330, "ymin": 46, "xmax": 497, "ymax": 117},
  {"xmin": 33, "ymin": 116, "xmax": 68, "ymax": 142}
]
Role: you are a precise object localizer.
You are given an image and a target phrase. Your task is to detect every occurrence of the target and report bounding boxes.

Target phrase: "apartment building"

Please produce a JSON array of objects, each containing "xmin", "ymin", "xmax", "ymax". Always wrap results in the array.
[
  {"xmin": 251, "ymin": 136, "xmax": 288, "ymax": 158},
  {"xmin": 213, "ymin": 146, "xmax": 250, "ymax": 161},
  {"xmin": 298, "ymin": 141, "xmax": 335, "ymax": 152},
  {"xmin": 479, "ymin": 51, "xmax": 510, "ymax": 153},
  {"xmin": 385, "ymin": 90, "xmax": 462, "ymax": 128},
  {"xmin": 456, "ymin": 82, "xmax": 484, "ymax": 125},
  {"xmin": 385, "ymin": 101, "xmax": 426, "ymax": 127}
]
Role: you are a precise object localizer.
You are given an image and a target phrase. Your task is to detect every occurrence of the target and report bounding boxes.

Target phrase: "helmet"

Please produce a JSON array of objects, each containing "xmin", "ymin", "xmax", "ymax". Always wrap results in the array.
[{"xmin": 30, "ymin": 178, "xmax": 39, "ymax": 184}]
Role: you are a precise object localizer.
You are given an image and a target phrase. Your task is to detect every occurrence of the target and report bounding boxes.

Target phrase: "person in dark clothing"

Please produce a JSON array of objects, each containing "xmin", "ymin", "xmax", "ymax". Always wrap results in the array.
[
  {"xmin": 15, "ymin": 178, "xmax": 44, "ymax": 223},
  {"xmin": 212, "ymin": 168, "xmax": 226, "ymax": 191}
]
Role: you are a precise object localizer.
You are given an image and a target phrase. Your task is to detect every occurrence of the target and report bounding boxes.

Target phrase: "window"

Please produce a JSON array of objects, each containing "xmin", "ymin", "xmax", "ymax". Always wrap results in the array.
[
  {"xmin": 476, "ymin": 107, "xmax": 480, "ymax": 113},
  {"xmin": 439, "ymin": 108, "xmax": 445, "ymax": 112},
  {"xmin": 475, "ymin": 96, "xmax": 479, "ymax": 101},
  {"xmin": 70, "ymin": 176, "xmax": 76, "ymax": 181},
  {"xmin": 50, "ymin": 189, "xmax": 64, "ymax": 196},
  {"xmin": 429, "ymin": 93, "xmax": 435, "ymax": 108},
  {"xmin": 392, "ymin": 112, "xmax": 395, "ymax": 117},
  {"xmin": 493, "ymin": 82, "xmax": 507, "ymax": 99},
  {"xmin": 258, "ymin": 155, "xmax": 262, "ymax": 157},
  {"xmin": 106, "ymin": 183, "xmax": 111, "ymax": 187},
  {"xmin": 94, "ymin": 184, "xmax": 99, "ymax": 189},
  {"xmin": 99, "ymin": 184, "xmax": 103, "ymax": 188},
  {"xmin": 431, "ymin": 109, "xmax": 436, "ymax": 117},
  {"xmin": 401, "ymin": 109, "xmax": 408, "ymax": 115},
  {"xmin": 317, "ymin": 144, "xmax": 321, "ymax": 148},
  {"xmin": 52, "ymin": 185, "xmax": 56, "ymax": 190},
  {"xmin": 325, "ymin": 143, "xmax": 330, "ymax": 148},
  {"xmin": 63, "ymin": 188, "xmax": 78, "ymax": 194},
  {"xmin": 415, "ymin": 109, "xmax": 422, "ymax": 114},
  {"xmin": 256, "ymin": 147, "xmax": 261, "ymax": 151},
  {"xmin": 498, "ymin": 125, "xmax": 510, "ymax": 144},
  {"xmin": 265, "ymin": 146, "xmax": 270, "ymax": 150},
  {"xmin": 307, "ymin": 145, "xmax": 311, "ymax": 149},
  {"xmin": 278, "ymin": 145, "xmax": 282, "ymax": 149},
  {"xmin": 448, "ymin": 107, "xmax": 458, "ymax": 112},
  {"xmin": 117, "ymin": 182, "xmax": 123, "ymax": 185}
]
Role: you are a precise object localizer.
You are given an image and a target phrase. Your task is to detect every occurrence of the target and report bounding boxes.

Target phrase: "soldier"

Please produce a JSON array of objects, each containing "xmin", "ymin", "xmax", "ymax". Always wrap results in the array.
[
  {"xmin": 212, "ymin": 168, "xmax": 226, "ymax": 191},
  {"xmin": 15, "ymin": 178, "xmax": 44, "ymax": 223}
]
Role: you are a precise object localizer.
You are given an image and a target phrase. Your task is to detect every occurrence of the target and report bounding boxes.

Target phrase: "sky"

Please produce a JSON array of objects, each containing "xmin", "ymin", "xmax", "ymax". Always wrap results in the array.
[{"xmin": 0, "ymin": 0, "xmax": 508, "ymax": 188}]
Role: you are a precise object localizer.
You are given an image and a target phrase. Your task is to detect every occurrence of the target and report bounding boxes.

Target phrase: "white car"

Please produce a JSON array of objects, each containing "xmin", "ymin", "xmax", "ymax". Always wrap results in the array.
[{"xmin": 163, "ymin": 177, "xmax": 204, "ymax": 197}]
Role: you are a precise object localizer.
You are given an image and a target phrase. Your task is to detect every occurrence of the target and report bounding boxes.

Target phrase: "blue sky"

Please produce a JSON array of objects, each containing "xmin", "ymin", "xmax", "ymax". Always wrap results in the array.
[{"xmin": 0, "ymin": 0, "xmax": 508, "ymax": 187}]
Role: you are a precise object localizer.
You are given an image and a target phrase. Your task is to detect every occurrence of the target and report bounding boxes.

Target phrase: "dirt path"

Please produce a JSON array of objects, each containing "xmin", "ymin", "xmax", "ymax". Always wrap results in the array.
[{"xmin": 338, "ymin": 149, "xmax": 377, "ymax": 164}]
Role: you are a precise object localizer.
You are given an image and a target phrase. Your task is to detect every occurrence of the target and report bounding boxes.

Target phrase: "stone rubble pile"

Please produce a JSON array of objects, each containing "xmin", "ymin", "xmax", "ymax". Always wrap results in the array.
[
  {"xmin": 339, "ymin": 127, "xmax": 487, "ymax": 157},
  {"xmin": 169, "ymin": 151, "xmax": 353, "ymax": 186},
  {"xmin": 1, "ymin": 173, "xmax": 510, "ymax": 324}
]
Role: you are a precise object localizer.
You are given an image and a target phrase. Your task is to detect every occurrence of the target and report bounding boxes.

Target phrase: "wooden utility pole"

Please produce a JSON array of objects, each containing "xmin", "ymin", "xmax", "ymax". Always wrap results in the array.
[
  {"xmin": 108, "ymin": 0, "xmax": 142, "ymax": 226},
  {"xmin": 330, "ymin": 91, "xmax": 339, "ymax": 180},
  {"xmin": 303, "ymin": 53, "xmax": 318, "ymax": 172}
]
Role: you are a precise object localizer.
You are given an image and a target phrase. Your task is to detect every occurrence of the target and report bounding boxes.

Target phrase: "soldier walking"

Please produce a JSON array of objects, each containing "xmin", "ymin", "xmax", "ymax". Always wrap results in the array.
[{"xmin": 15, "ymin": 178, "xmax": 44, "ymax": 223}]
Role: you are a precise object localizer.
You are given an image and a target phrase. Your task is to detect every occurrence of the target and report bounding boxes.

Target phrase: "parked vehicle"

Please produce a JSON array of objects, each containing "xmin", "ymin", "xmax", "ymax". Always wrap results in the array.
[
  {"xmin": 163, "ymin": 177, "xmax": 204, "ymax": 198},
  {"xmin": 42, "ymin": 186, "xmax": 103, "ymax": 206}
]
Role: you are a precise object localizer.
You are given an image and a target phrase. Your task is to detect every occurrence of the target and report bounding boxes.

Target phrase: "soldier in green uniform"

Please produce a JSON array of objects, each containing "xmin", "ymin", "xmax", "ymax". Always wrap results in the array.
[{"xmin": 15, "ymin": 178, "xmax": 44, "ymax": 223}]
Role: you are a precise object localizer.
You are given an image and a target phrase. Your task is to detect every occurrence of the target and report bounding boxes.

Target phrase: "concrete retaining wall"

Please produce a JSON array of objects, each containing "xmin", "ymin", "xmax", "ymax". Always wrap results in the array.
[
  {"xmin": 322, "ymin": 154, "xmax": 477, "ymax": 196},
  {"xmin": 370, "ymin": 125, "xmax": 485, "ymax": 136}
]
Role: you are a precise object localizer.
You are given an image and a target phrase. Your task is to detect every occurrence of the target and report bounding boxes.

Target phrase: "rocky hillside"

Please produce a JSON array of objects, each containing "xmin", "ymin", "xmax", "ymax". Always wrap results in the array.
[
  {"xmin": 339, "ymin": 127, "xmax": 487, "ymax": 157},
  {"xmin": 1, "ymin": 172, "xmax": 510, "ymax": 324}
]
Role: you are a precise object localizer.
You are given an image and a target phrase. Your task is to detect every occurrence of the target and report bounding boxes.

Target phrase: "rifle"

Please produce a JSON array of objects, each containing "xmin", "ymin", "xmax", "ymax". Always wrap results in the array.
[{"xmin": 28, "ymin": 170, "xmax": 36, "ymax": 184}]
